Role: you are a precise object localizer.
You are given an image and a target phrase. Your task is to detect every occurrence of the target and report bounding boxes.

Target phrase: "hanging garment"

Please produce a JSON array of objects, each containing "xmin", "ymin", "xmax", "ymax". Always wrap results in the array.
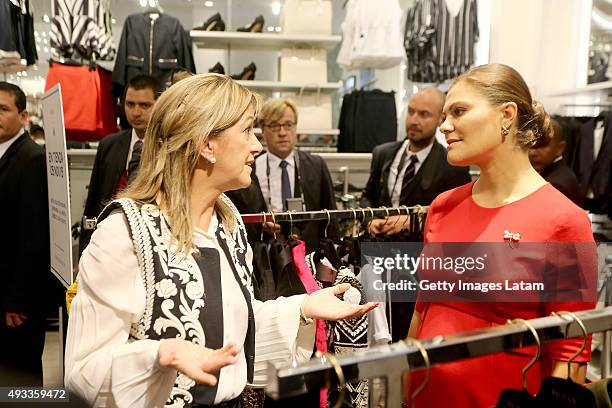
[
  {"xmin": 305, "ymin": 253, "xmax": 370, "ymax": 408},
  {"xmin": 50, "ymin": 0, "xmax": 115, "ymax": 60},
  {"xmin": 291, "ymin": 239, "xmax": 328, "ymax": 408},
  {"xmin": 112, "ymin": 12, "xmax": 195, "ymax": 95},
  {"xmin": 0, "ymin": 0, "xmax": 37, "ymax": 66},
  {"xmin": 338, "ymin": 90, "xmax": 397, "ymax": 153},
  {"xmin": 337, "ymin": 0, "xmax": 406, "ymax": 69},
  {"xmin": 576, "ymin": 112, "xmax": 612, "ymax": 214},
  {"xmin": 251, "ymin": 241, "xmax": 276, "ymax": 301},
  {"xmin": 45, "ymin": 62, "xmax": 118, "ymax": 141},
  {"xmin": 404, "ymin": 0, "xmax": 479, "ymax": 83}
]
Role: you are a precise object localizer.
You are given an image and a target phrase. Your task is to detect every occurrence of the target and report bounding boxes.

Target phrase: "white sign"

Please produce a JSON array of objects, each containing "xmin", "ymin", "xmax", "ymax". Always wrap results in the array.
[{"xmin": 42, "ymin": 84, "xmax": 72, "ymax": 288}]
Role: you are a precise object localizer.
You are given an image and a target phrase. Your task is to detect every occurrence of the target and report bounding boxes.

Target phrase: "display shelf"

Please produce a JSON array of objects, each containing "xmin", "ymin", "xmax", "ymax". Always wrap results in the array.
[
  {"xmin": 190, "ymin": 31, "xmax": 341, "ymax": 50},
  {"xmin": 236, "ymin": 80, "xmax": 341, "ymax": 92},
  {"xmin": 254, "ymin": 128, "xmax": 339, "ymax": 135},
  {"xmin": 547, "ymin": 80, "xmax": 612, "ymax": 97}
]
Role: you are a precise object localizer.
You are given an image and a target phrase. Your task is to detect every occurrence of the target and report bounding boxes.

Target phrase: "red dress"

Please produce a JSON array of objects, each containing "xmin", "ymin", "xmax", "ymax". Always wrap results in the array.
[{"xmin": 411, "ymin": 181, "xmax": 597, "ymax": 408}]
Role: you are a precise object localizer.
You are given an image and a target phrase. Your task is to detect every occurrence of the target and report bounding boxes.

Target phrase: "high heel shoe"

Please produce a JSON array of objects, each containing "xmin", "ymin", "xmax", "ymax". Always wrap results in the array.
[
  {"xmin": 236, "ymin": 15, "xmax": 264, "ymax": 33},
  {"xmin": 230, "ymin": 62, "xmax": 257, "ymax": 80},
  {"xmin": 194, "ymin": 12, "xmax": 225, "ymax": 31},
  {"xmin": 208, "ymin": 62, "xmax": 225, "ymax": 75}
]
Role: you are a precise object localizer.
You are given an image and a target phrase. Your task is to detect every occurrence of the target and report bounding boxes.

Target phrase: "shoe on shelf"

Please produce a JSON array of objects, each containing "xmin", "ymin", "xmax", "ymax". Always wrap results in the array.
[
  {"xmin": 208, "ymin": 62, "xmax": 225, "ymax": 75},
  {"xmin": 236, "ymin": 15, "xmax": 264, "ymax": 33},
  {"xmin": 194, "ymin": 12, "xmax": 225, "ymax": 31},
  {"xmin": 230, "ymin": 62, "xmax": 257, "ymax": 80}
]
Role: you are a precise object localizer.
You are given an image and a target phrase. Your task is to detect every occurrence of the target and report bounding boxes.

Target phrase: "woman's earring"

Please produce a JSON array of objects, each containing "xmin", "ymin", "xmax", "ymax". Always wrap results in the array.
[{"xmin": 501, "ymin": 125, "xmax": 510, "ymax": 136}]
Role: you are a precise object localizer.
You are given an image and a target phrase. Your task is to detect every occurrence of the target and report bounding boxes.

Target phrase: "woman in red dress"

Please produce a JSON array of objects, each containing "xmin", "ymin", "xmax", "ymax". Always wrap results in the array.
[{"xmin": 406, "ymin": 64, "xmax": 597, "ymax": 407}]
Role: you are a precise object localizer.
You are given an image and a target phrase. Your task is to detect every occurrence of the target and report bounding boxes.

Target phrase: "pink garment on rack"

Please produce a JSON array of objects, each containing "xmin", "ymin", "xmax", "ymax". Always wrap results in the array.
[{"xmin": 291, "ymin": 239, "xmax": 327, "ymax": 408}]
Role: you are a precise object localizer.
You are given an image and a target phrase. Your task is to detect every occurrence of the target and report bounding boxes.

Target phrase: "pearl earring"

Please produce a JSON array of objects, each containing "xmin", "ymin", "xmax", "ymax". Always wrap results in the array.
[{"xmin": 501, "ymin": 125, "xmax": 510, "ymax": 135}]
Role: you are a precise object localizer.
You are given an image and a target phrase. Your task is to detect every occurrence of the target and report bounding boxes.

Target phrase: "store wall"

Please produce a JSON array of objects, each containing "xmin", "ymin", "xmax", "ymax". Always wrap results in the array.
[{"xmin": 488, "ymin": 0, "xmax": 596, "ymax": 113}]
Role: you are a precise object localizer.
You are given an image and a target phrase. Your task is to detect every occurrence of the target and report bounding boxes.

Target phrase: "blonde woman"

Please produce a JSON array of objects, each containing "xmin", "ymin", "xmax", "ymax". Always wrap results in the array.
[{"xmin": 64, "ymin": 74, "xmax": 377, "ymax": 408}]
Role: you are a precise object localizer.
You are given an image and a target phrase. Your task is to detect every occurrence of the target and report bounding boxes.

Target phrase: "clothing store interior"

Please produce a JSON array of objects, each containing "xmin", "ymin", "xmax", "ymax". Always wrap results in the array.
[{"xmin": 2, "ymin": 0, "xmax": 612, "ymax": 407}]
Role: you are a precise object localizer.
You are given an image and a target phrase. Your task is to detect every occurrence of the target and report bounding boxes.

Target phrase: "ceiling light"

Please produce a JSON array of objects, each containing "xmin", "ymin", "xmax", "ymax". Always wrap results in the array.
[
  {"xmin": 272, "ymin": 2, "xmax": 281, "ymax": 15},
  {"xmin": 42, "ymin": 32, "xmax": 47, "ymax": 37},
  {"xmin": 43, "ymin": 14, "xmax": 50, "ymax": 23},
  {"xmin": 139, "ymin": 0, "xmax": 147, "ymax": 7},
  {"xmin": 111, "ymin": 18, "xmax": 116, "ymax": 24},
  {"xmin": 43, "ymin": 47, "xmax": 49, "ymax": 53},
  {"xmin": 148, "ymin": 0, "xmax": 156, "ymax": 7},
  {"xmin": 204, "ymin": 1, "xmax": 214, "ymax": 7},
  {"xmin": 266, "ymin": 25, "xmax": 274, "ymax": 32},
  {"xmin": 275, "ymin": 26, "xmax": 281, "ymax": 32}
]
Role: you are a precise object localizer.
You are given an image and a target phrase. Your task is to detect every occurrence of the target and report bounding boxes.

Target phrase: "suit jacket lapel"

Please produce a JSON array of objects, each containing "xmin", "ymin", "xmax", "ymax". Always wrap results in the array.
[
  {"xmin": 380, "ymin": 141, "xmax": 404, "ymax": 205},
  {"xmin": 108, "ymin": 130, "xmax": 132, "ymax": 191},
  {"xmin": 0, "ymin": 133, "xmax": 29, "ymax": 174},
  {"xmin": 296, "ymin": 150, "xmax": 314, "ymax": 209},
  {"xmin": 400, "ymin": 141, "xmax": 441, "ymax": 202}
]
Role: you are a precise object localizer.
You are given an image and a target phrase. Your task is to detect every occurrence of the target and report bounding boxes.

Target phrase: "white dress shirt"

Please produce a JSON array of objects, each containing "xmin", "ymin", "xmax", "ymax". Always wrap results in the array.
[
  {"xmin": 387, "ymin": 140, "xmax": 433, "ymax": 207},
  {"xmin": 0, "ymin": 127, "xmax": 24, "ymax": 160},
  {"xmin": 65, "ymin": 210, "xmax": 315, "ymax": 407},
  {"xmin": 255, "ymin": 151, "xmax": 296, "ymax": 211}
]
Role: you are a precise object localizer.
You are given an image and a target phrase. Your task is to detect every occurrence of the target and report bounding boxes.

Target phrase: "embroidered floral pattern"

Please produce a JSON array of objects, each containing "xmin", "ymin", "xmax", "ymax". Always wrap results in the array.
[{"xmin": 105, "ymin": 195, "xmax": 253, "ymax": 408}]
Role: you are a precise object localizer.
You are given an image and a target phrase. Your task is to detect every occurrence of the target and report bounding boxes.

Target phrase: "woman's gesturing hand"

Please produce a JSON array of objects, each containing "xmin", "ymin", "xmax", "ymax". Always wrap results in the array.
[
  {"xmin": 301, "ymin": 283, "xmax": 379, "ymax": 321},
  {"xmin": 158, "ymin": 340, "xmax": 240, "ymax": 385}
]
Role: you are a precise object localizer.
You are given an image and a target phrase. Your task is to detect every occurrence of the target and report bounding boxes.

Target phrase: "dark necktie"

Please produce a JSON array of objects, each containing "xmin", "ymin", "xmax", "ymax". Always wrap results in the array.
[
  {"xmin": 279, "ymin": 160, "xmax": 291, "ymax": 211},
  {"xmin": 400, "ymin": 154, "xmax": 419, "ymax": 199},
  {"xmin": 127, "ymin": 140, "xmax": 143, "ymax": 186}
]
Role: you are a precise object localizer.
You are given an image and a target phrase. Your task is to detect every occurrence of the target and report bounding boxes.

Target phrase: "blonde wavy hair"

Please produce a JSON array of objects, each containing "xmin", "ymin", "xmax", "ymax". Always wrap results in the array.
[{"xmin": 119, "ymin": 73, "xmax": 260, "ymax": 253}]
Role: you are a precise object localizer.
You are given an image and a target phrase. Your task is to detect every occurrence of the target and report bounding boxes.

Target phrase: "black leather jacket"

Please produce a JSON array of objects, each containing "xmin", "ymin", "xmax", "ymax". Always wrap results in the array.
[{"xmin": 112, "ymin": 11, "xmax": 195, "ymax": 91}]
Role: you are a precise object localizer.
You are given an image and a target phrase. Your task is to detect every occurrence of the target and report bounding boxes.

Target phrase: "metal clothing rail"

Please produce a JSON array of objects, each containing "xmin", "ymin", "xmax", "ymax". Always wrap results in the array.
[
  {"xmin": 240, "ymin": 206, "xmax": 429, "ymax": 224},
  {"xmin": 266, "ymin": 307, "xmax": 612, "ymax": 406}
]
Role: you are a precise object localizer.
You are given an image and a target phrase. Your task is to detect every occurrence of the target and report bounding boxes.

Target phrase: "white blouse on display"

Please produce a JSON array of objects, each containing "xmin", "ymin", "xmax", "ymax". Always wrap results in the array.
[{"xmin": 64, "ymin": 210, "xmax": 315, "ymax": 407}]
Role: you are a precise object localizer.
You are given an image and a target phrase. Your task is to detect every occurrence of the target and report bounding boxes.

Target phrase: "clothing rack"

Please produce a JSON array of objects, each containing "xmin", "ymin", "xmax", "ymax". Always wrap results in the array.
[
  {"xmin": 266, "ymin": 307, "xmax": 612, "ymax": 406},
  {"xmin": 240, "ymin": 205, "xmax": 428, "ymax": 224}
]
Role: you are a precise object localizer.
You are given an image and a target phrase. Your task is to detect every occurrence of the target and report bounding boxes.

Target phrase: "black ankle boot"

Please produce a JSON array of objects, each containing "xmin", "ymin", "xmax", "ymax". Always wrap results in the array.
[
  {"xmin": 230, "ymin": 62, "xmax": 257, "ymax": 80},
  {"xmin": 195, "ymin": 12, "xmax": 225, "ymax": 31},
  {"xmin": 236, "ymin": 15, "xmax": 264, "ymax": 33},
  {"xmin": 208, "ymin": 62, "xmax": 225, "ymax": 75}
]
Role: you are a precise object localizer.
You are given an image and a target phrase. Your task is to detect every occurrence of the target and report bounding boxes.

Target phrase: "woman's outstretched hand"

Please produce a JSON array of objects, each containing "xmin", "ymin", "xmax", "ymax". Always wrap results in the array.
[
  {"xmin": 158, "ymin": 340, "xmax": 240, "ymax": 385},
  {"xmin": 301, "ymin": 283, "xmax": 379, "ymax": 321}
]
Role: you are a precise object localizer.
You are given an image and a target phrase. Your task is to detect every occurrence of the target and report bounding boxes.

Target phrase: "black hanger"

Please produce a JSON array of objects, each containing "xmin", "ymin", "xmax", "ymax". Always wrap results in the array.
[
  {"xmin": 318, "ymin": 209, "xmax": 343, "ymax": 270},
  {"xmin": 535, "ymin": 311, "xmax": 596, "ymax": 408},
  {"xmin": 495, "ymin": 319, "xmax": 541, "ymax": 408}
]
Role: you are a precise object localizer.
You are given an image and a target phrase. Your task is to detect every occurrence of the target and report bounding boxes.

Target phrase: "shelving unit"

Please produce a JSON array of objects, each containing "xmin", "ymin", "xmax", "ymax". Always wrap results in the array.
[
  {"xmin": 190, "ymin": 19, "xmax": 342, "ymax": 147},
  {"xmin": 236, "ymin": 80, "xmax": 341, "ymax": 92},
  {"xmin": 254, "ymin": 128, "xmax": 339, "ymax": 135},
  {"xmin": 190, "ymin": 31, "xmax": 341, "ymax": 50},
  {"xmin": 547, "ymin": 80, "xmax": 612, "ymax": 97}
]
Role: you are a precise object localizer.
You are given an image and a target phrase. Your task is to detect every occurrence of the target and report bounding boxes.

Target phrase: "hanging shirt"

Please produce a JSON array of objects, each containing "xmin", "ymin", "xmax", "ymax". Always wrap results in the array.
[
  {"xmin": 405, "ymin": 0, "xmax": 479, "ymax": 83},
  {"xmin": 255, "ymin": 151, "xmax": 296, "ymax": 212},
  {"xmin": 387, "ymin": 140, "xmax": 433, "ymax": 207}
]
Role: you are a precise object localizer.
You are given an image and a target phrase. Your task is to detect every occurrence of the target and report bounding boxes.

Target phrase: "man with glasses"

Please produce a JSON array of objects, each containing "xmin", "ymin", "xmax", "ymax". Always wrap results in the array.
[{"xmin": 227, "ymin": 98, "xmax": 337, "ymax": 252}]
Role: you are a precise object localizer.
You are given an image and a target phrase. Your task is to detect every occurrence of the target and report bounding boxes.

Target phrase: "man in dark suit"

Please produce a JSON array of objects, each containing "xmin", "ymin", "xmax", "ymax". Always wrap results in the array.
[
  {"xmin": 361, "ymin": 87, "xmax": 471, "ymax": 213},
  {"xmin": 0, "ymin": 82, "xmax": 50, "ymax": 385},
  {"xmin": 79, "ymin": 75, "xmax": 159, "ymax": 254},
  {"xmin": 529, "ymin": 118, "xmax": 582, "ymax": 206},
  {"xmin": 360, "ymin": 87, "xmax": 470, "ymax": 342},
  {"xmin": 226, "ymin": 98, "xmax": 337, "ymax": 253}
]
